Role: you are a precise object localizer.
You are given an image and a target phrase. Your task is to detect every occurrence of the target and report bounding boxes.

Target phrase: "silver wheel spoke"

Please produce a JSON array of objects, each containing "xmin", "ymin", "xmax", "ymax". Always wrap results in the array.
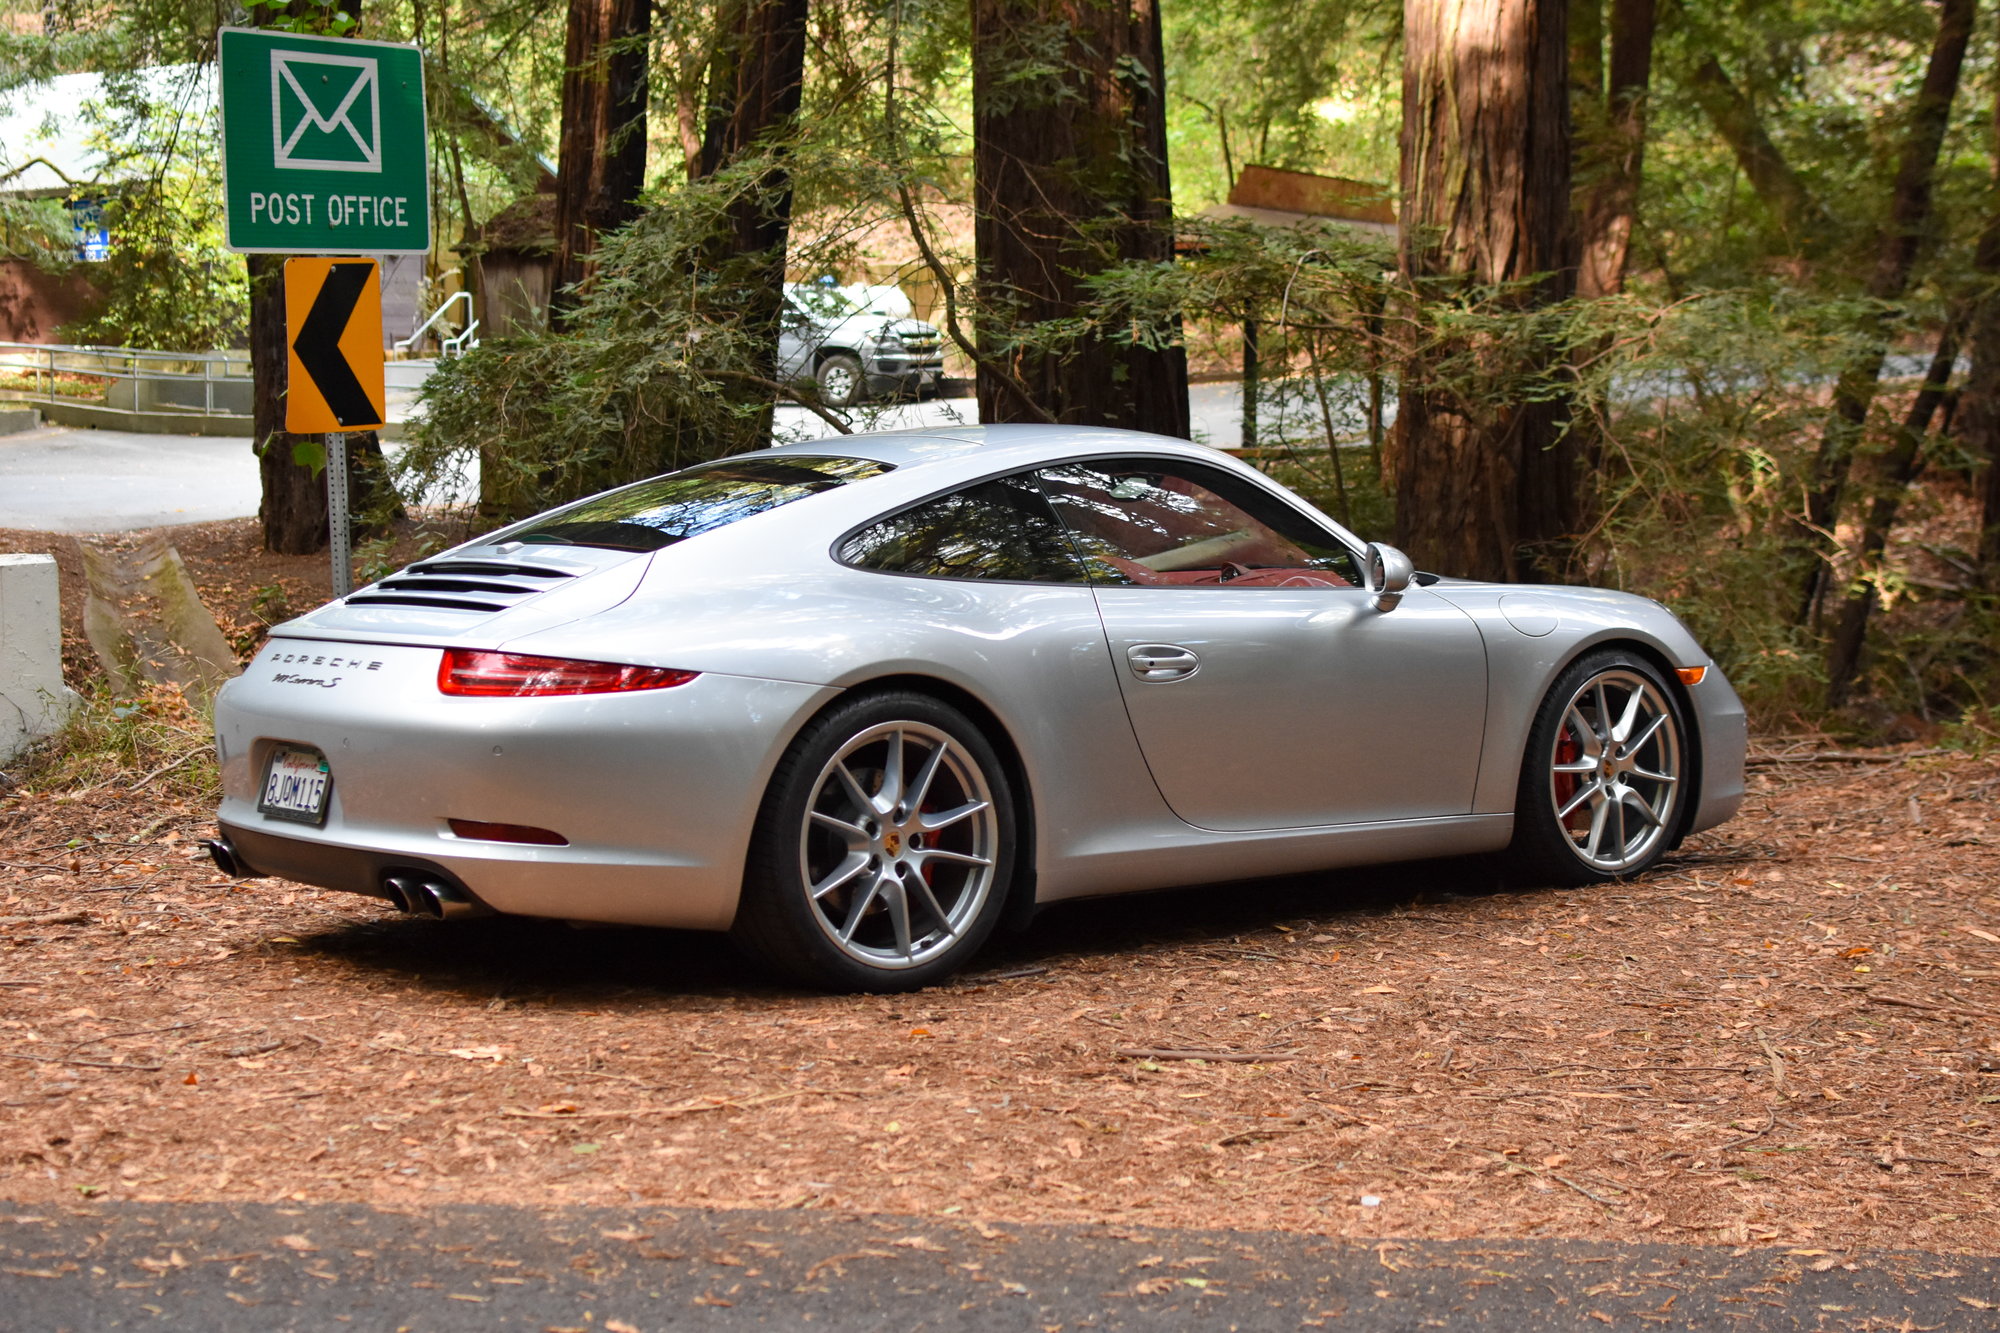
[
  {"xmin": 1553, "ymin": 757, "xmax": 1597, "ymax": 774},
  {"xmin": 1583, "ymin": 797, "xmax": 1611, "ymax": 859},
  {"xmin": 1628, "ymin": 764, "xmax": 1677, "ymax": 785},
  {"xmin": 1621, "ymin": 711, "xmax": 1667, "ymax": 757},
  {"xmin": 909, "ymin": 876, "xmax": 957, "ymax": 938},
  {"xmin": 1620, "ymin": 787, "xmax": 1663, "ymax": 828},
  {"xmin": 879, "ymin": 730, "xmax": 906, "ymax": 813},
  {"xmin": 1565, "ymin": 707, "xmax": 1603, "ymax": 758},
  {"xmin": 838, "ymin": 873, "xmax": 884, "ymax": 942},
  {"xmin": 1611, "ymin": 682, "xmax": 1645, "ymax": 745},
  {"xmin": 1556, "ymin": 781, "xmax": 1596, "ymax": 821},
  {"xmin": 906, "ymin": 741, "xmax": 949, "ymax": 816},
  {"xmin": 918, "ymin": 798, "xmax": 990, "ymax": 832},
  {"xmin": 811, "ymin": 810, "xmax": 869, "ymax": 845},
  {"xmin": 1592, "ymin": 683, "xmax": 1611, "ymax": 742},
  {"xmin": 884, "ymin": 878, "xmax": 914, "ymax": 959},
  {"xmin": 833, "ymin": 761, "xmax": 874, "ymax": 816},
  {"xmin": 915, "ymin": 847, "xmax": 993, "ymax": 869},
  {"xmin": 811, "ymin": 852, "xmax": 869, "ymax": 900}
]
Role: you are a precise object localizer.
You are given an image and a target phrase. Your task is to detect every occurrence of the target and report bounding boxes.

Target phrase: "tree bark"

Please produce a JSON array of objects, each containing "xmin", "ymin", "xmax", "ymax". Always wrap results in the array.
[
  {"xmin": 1823, "ymin": 321, "xmax": 1960, "ymax": 708},
  {"xmin": 549, "ymin": 0, "xmax": 651, "ymax": 329},
  {"xmin": 1794, "ymin": 0, "xmax": 1975, "ymax": 623},
  {"xmin": 698, "ymin": 0, "xmax": 810, "ymax": 449},
  {"xmin": 1961, "ymin": 22, "xmax": 2000, "ymax": 591},
  {"xmin": 1573, "ymin": 0, "xmax": 1653, "ymax": 297},
  {"xmin": 970, "ymin": 0, "xmax": 1190, "ymax": 437},
  {"xmin": 1685, "ymin": 55, "xmax": 1830, "ymax": 248},
  {"xmin": 1394, "ymin": 0, "xmax": 1573, "ymax": 581}
]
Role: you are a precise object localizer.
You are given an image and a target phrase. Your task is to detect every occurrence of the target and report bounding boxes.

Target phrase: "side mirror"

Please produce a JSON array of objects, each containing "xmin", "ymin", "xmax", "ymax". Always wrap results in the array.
[{"xmin": 1363, "ymin": 542, "xmax": 1414, "ymax": 612}]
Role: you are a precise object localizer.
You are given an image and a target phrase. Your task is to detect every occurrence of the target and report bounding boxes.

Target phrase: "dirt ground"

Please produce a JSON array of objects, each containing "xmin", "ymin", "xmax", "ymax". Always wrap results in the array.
[
  {"xmin": 2, "ymin": 750, "xmax": 1995, "ymax": 1256},
  {"xmin": 1, "ymin": 519, "xmax": 1997, "ymax": 1259}
]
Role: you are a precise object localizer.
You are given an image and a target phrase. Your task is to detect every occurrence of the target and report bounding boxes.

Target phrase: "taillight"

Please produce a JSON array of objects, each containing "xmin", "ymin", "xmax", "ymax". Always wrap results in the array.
[
  {"xmin": 447, "ymin": 819, "xmax": 569, "ymax": 845},
  {"xmin": 437, "ymin": 649, "xmax": 697, "ymax": 697}
]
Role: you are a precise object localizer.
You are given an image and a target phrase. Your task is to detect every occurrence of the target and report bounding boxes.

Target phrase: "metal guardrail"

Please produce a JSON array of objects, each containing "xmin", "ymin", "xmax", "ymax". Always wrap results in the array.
[
  {"xmin": 395, "ymin": 290, "xmax": 478, "ymax": 356},
  {"xmin": 0, "ymin": 341, "xmax": 435, "ymax": 418}
]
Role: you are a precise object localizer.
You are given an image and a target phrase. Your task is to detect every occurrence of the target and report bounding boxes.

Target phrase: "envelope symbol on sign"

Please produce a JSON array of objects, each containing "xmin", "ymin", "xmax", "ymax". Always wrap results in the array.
[{"xmin": 271, "ymin": 50, "xmax": 381, "ymax": 173}]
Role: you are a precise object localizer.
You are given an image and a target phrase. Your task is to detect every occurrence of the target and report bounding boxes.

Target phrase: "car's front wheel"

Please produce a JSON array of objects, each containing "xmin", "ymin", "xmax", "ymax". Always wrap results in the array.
[
  {"xmin": 732, "ymin": 691, "xmax": 1014, "ymax": 991},
  {"xmin": 1505, "ymin": 650, "xmax": 1687, "ymax": 886},
  {"xmin": 815, "ymin": 353, "xmax": 867, "ymax": 407}
]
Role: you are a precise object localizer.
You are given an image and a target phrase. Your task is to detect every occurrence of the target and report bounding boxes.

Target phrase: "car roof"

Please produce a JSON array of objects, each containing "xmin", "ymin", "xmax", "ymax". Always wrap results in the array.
[{"xmin": 761, "ymin": 422, "xmax": 1233, "ymax": 474}]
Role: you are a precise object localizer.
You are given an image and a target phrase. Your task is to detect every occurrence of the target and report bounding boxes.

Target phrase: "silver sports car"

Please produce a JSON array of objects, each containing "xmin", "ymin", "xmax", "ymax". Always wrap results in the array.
[{"xmin": 209, "ymin": 425, "xmax": 1746, "ymax": 990}]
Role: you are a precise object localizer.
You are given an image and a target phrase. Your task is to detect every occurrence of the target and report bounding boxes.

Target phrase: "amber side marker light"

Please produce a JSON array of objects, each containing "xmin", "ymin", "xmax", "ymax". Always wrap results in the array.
[
  {"xmin": 438, "ymin": 648, "xmax": 697, "ymax": 697},
  {"xmin": 1676, "ymin": 665, "xmax": 1708, "ymax": 685},
  {"xmin": 447, "ymin": 819, "xmax": 569, "ymax": 846}
]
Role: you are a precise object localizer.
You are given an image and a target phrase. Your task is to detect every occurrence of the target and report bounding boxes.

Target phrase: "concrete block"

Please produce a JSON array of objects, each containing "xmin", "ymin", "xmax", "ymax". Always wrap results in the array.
[
  {"xmin": 0, "ymin": 405, "xmax": 42, "ymax": 435},
  {"xmin": 0, "ymin": 553, "xmax": 81, "ymax": 766}
]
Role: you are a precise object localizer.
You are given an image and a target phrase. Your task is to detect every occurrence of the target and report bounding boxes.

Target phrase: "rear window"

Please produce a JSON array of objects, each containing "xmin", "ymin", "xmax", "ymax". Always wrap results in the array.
[{"xmin": 505, "ymin": 455, "xmax": 894, "ymax": 552}]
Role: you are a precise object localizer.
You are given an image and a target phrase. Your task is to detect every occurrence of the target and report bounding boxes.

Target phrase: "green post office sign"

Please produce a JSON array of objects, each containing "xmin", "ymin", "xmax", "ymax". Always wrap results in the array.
[{"xmin": 219, "ymin": 28, "xmax": 430, "ymax": 255}]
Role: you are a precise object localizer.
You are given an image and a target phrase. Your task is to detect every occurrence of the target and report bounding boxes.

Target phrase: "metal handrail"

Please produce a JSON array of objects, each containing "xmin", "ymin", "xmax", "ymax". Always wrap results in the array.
[
  {"xmin": 0, "ymin": 340, "xmax": 437, "ymax": 415},
  {"xmin": 439, "ymin": 317, "xmax": 481, "ymax": 357},
  {"xmin": 395, "ymin": 290, "xmax": 474, "ymax": 354}
]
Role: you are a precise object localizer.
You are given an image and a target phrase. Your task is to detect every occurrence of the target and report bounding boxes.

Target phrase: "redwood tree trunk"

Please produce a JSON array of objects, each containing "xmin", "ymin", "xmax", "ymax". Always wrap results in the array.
[
  {"xmin": 1793, "ymin": 0, "xmax": 1975, "ymax": 623},
  {"xmin": 1962, "ymin": 23, "xmax": 2000, "ymax": 590},
  {"xmin": 971, "ymin": 0, "xmax": 1190, "ymax": 437},
  {"xmin": 1572, "ymin": 0, "xmax": 1654, "ymax": 297},
  {"xmin": 550, "ymin": 0, "xmax": 651, "ymax": 329},
  {"xmin": 699, "ymin": 0, "xmax": 810, "ymax": 447},
  {"xmin": 1394, "ymin": 0, "xmax": 1573, "ymax": 581}
]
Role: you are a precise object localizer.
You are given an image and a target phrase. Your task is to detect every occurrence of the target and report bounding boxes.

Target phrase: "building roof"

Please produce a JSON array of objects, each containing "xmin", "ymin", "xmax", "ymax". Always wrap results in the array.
[
  {"xmin": 1196, "ymin": 164, "xmax": 1397, "ymax": 238},
  {"xmin": 0, "ymin": 65, "xmax": 214, "ymax": 199}
]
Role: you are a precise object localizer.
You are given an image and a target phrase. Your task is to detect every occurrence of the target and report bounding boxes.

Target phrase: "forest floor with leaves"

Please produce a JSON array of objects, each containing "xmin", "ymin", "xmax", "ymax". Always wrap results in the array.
[{"xmin": 3, "ymin": 742, "xmax": 1997, "ymax": 1257}]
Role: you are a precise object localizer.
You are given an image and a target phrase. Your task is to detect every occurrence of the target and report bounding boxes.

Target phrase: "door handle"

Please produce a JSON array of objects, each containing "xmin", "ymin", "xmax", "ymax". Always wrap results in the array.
[{"xmin": 1126, "ymin": 644, "xmax": 1200, "ymax": 682}]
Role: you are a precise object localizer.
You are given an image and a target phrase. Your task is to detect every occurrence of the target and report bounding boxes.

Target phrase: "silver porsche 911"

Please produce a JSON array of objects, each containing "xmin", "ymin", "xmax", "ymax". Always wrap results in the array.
[{"xmin": 208, "ymin": 424, "xmax": 1746, "ymax": 990}]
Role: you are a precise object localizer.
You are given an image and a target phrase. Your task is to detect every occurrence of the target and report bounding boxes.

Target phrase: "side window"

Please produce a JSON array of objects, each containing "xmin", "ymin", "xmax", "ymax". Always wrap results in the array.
[
  {"xmin": 839, "ymin": 473, "xmax": 1090, "ymax": 584},
  {"xmin": 1034, "ymin": 460, "xmax": 1360, "ymax": 588}
]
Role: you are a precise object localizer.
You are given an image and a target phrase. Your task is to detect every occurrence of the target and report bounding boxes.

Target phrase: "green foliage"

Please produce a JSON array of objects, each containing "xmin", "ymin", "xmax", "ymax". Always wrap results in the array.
[
  {"xmin": 400, "ymin": 158, "xmax": 825, "ymax": 523},
  {"xmin": 244, "ymin": 0, "xmax": 358, "ymax": 36},
  {"xmin": 59, "ymin": 72, "xmax": 246, "ymax": 352},
  {"xmin": 13, "ymin": 682, "xmax": 218, "ymax": 803}
]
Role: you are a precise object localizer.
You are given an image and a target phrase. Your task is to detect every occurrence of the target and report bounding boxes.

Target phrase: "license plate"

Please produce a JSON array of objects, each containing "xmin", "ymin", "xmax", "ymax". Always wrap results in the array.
[{"xmin": 258, "ymin": 745, "xmax": 332, "ymax": 826}]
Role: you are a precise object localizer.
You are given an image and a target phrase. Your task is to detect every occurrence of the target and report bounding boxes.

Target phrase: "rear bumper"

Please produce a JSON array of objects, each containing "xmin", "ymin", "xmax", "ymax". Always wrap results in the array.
[{"xmin": 213, "ymin": 641, "xmax": 838, "ymax": 930}]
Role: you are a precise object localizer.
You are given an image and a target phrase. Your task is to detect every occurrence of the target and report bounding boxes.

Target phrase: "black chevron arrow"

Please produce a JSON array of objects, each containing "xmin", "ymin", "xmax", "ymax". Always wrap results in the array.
[{"xmin": 292, "ymin": 261, "xmax": 378, "ymax": 428}]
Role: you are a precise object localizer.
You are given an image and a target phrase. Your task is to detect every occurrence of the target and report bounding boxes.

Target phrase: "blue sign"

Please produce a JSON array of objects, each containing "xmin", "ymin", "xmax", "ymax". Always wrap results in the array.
[{"xmin": 68, "ymin": 197, "xmax": 109, "ymax": 262}]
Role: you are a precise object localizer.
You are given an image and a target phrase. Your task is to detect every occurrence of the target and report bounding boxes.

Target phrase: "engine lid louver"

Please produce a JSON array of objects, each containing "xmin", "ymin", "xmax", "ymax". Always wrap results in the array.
[{"xmin": 344, "ymin": 557, "xmax": 578, "ymax": 614}]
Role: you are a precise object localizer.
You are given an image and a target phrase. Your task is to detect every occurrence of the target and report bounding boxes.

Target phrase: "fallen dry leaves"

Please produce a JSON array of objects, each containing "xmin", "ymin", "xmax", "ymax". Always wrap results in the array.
[{"xmin": 2, "ymin": 743, "xmax": 1996, "ymax": 1255}]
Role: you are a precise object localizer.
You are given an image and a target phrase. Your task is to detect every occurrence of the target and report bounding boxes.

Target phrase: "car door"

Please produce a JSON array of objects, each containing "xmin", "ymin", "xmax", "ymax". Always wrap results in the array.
[
  {"xmin": 1034, "ymin": 458, "xmax": 1488, "ymax": 832},
  {"xmin": 775, "ymin": 296, "xmax": 815, "ymax": 381}
]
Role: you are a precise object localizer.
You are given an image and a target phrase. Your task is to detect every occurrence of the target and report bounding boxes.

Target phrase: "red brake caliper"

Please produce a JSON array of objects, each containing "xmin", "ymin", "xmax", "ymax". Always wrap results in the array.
[{"xmin": 1553, "ymin": 731, "xmax": 1581, "ymax": 829}]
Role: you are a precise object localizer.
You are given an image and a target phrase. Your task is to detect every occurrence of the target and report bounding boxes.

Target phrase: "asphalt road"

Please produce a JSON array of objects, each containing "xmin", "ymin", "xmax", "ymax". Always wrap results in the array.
[
  {"xmin": 0, "ymin": 384, "xmax": 1261, "ymax": 534},
  {"xmin": 3, "ymin": 1200, "xmax": 1996, "ymax": 1331}
]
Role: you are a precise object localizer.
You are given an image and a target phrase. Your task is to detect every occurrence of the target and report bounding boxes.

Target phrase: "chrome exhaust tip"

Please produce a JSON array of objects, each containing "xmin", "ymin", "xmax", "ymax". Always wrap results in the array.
[
  {"xmin": 380, "ymin": 874, "xmax": 420, "ymax": 914},
  {"xmin": 414, "ymin": 879, "xmax": 487, "ymax": 920},
  {"xmin": 381, "ymin": 872, "xmax": 489, "ymax": 920},
  {"xmin": 204, "ymin": 838, "xmax": 259, "ymax": 879}
]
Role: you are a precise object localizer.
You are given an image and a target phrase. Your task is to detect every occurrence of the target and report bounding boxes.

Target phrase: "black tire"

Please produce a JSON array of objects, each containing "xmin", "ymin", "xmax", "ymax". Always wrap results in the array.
[
  {"xmin": 815, "ymin": 353, "xmax": 867, "ymax": 407},
  {"xmin": 1504, "ymin": 649, "xmax": 1688, "ymax": 887},
  {"xmin": 732, "ymin": 691, "xmax": 1015, "ymax": 991}
]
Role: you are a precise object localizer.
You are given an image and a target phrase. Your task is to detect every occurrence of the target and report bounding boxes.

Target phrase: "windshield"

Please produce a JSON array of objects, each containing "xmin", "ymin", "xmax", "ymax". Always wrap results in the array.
[{"xmin": 504, "ymin": 455, "xmax": 895, "ymax": 552}]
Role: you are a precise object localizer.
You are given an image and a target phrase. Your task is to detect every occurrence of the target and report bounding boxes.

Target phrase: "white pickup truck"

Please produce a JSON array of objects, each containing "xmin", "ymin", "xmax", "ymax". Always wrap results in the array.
[{"xmin": 777, "ymin": 282, "xmax": 947, "ymax": 407}]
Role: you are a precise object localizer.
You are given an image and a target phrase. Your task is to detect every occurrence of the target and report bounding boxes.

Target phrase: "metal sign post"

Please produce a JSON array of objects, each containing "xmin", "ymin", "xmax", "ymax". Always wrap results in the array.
[{"xmin": 324, "ymin": 432, "xmax": 353, "ymax": 597}]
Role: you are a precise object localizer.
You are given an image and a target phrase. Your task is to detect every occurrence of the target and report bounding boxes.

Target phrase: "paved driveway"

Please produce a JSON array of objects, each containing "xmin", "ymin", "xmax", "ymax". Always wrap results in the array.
[{"xmin": 0, "ymin": 384, "xmax": 1255, "ymax": 534}]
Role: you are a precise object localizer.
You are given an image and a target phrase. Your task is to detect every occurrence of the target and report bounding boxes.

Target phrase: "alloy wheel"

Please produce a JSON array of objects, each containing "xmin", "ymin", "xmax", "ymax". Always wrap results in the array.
[
  {"xmin": 797, "ymin": 722, "xmax": 997, "ymax": 969},
  {"xmin": 1547, "ymin": 668, "xmax": 1682, "ymax": 873}
]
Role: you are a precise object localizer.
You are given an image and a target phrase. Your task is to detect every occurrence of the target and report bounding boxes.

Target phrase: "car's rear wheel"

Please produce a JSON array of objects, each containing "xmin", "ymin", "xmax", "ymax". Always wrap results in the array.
[
  {"xmin": 733, "ymin": 691, "xmax": 1013, "ymax": 991},
  {"xmin": 815, "ymin": 353, "xmax": 866, "ymax": 407},
  {"xmin": 1505, "ymin": 650, "xmax": 1686, "ymax": 886}
]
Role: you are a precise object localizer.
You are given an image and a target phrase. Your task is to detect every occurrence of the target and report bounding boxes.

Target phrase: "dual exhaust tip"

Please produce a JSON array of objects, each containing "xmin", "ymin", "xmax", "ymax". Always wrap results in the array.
[
  {"xmin": 202, "ymin": 838, "xmax": 487, "ymax": 922},
  {"xmin": 380, "ymin": 872, "xmax": 488, "ymax": 921}
]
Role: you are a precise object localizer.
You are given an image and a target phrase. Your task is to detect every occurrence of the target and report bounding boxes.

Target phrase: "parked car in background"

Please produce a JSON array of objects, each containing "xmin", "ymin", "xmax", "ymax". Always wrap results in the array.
[
  {"xmin": 208, "ymin": 424, "xmax": 1747, "ymax": 993},
  {"xmin": 777, "ymin": 282, "xmax": 946, "ymax": 407}
]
